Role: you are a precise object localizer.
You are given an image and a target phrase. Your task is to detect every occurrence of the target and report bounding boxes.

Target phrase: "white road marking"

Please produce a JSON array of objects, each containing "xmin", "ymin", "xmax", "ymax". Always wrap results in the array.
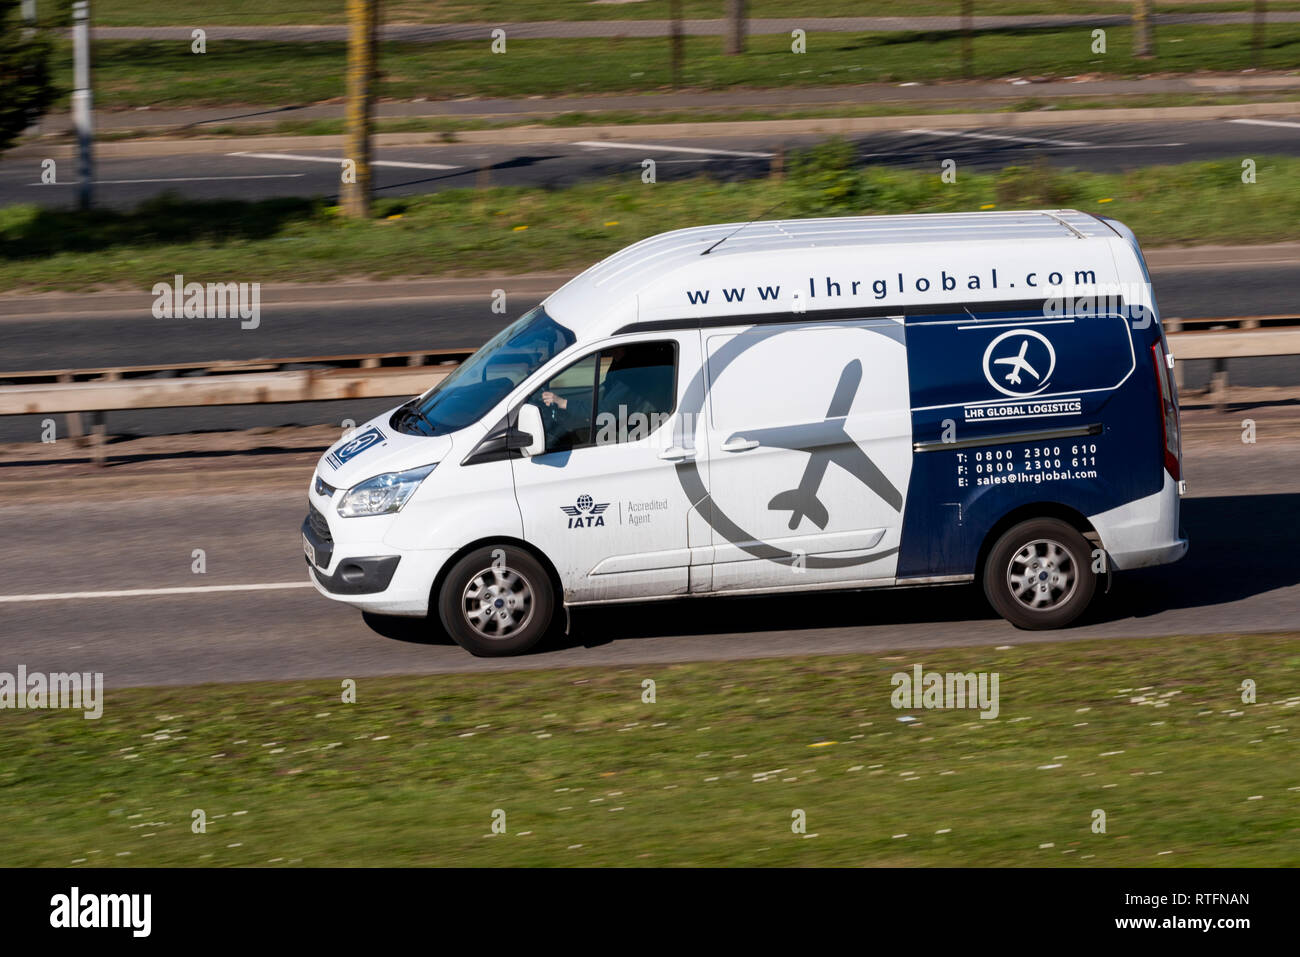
[
  {"xmin": 856, "ymin": 142, "xmax": 1185, "ymax": 158},
  {"xmin": 29, "ymin": 174, "xmax": 307, "ymax": 185},
  {"xmin": 574, "ymin": 140, "xmax": 774, "ymax": 158},
  {"xmin": 1229, "ymin": 118, "xmax": 1300, "ymax": 130},
  {"xmin": 229, "ymin": 151, "xmax": 459, "ymax": 170},
  {"xmin": 0, "ymin": 582, "xmax": 315, "ymax": 603},
  {"xmin": 905, "ymin": 127, "xmax": 1090, "ymax": 148},
  {"xmin": 366, "ymin": 159, "xmax": 461, "ymax": 170},
  {"xmin": 1060, "ymin": 142, "xmax": 1185, "ymax": 149}
]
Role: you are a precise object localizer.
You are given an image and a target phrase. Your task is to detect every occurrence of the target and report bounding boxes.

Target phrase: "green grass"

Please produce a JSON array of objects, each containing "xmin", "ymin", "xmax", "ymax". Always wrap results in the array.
[
  {"xmin": 2, "ymin": 632, "xmax": 1297, "ymax": 866},
  {"xmin": 80, "ymin": 1, "xmax": 1300, "ymax": 28},
  {"xmin": 3, "ymin": 150, "xmax": 1299, "ymax": 292},
  {"xmin": 46, "ymin": 24, "xmax": 1300, "ymax": 110}
]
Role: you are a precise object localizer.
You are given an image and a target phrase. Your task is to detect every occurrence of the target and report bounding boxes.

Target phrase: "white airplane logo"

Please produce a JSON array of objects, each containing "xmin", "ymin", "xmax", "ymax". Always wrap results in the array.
[
  {"xmin": 994, "ymin": 340, "xmax": 1039, "ymax": 385},
  {"xmin": 981, "ymin": 328, "xmax": 1057, "ymax": 397}
]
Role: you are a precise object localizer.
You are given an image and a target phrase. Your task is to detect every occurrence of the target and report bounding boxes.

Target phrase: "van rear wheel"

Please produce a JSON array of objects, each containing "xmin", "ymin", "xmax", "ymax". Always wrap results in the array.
[
  {"xmin": 983, "ymin": 518, "xmax": 1096, "ymax": 630},
  {"xmin": 437, "ymin": 545, "xmax": 555, "ymax": 657}
]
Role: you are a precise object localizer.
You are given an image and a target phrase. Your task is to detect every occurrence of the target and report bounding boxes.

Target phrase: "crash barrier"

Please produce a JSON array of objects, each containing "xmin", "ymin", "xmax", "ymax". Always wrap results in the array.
[{"xmin": 1, "ymin": 320, "xmax": 1297, "ymax": 463}]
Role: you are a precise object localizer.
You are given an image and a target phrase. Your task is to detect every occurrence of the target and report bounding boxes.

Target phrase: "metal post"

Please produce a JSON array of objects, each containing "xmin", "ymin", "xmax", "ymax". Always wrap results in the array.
[
  {"xmin": 341, "ymin": 0, "xmax": 377, "ymax": 219},
  {"xmin": 72, "ymin": 1, "xmax": 94, "ymax": 210},
  {"xmin": 21, "ymin": 0, "xmax": 35, "ymax": 24}
]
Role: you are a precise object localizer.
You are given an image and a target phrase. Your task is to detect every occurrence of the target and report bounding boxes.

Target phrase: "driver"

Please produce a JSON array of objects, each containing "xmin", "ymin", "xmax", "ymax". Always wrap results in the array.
[{"xmin": 535, "ymin": 384, "xmax": 591, "ymax": 449}]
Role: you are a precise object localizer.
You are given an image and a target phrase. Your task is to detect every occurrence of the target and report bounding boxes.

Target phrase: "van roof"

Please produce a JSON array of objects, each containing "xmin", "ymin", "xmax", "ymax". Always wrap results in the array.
[{"xmin": 544, "ymin": 209, "xmax": 1130, "ymax": 338}]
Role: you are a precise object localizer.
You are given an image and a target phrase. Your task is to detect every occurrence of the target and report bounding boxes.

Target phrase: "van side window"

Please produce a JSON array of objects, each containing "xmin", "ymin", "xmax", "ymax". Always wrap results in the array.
[
  {"xmin": 524, "ymin": 353, "xmax": 598, "ymax": 453},
  {"xmin": 522, "ymin": 341, "xmax": 677, "ymax": 453},
  {"xmin": 594, "ymin": 341, "xmax": 677, "ymax": 445}
]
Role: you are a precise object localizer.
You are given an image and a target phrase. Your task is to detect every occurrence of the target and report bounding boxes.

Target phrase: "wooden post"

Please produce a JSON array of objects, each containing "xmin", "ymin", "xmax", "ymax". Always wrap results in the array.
[
  {"xmin": 1210, "ymin": 358, "xmax": 1229, "ymax": 413},
  {"xmin": 1133, "ymin": 0, "xmax": 1155, "ymax": 60},
  {"xmin": 725, "ymin": 0, "xmax": 746, "ymax": 56},
  {"xmin": 961, "ymin": 0, "xmax": 973, "ymax": 78},
  {"xmin": 669, "ymin": 0, "xmax": 684, "ymax": 89},
  {"xmin": 1210, "ymin": 322, "xmax": 1228, "ymax": 412},
  {"xmin": 1252, "ymin": 0, "xmax": 1267, "ymax": 68},
  {"xmin": 90, "ymin": 410, "xmax": 106, "ymax": 466},
  {"xmin": 474, "ymin": 162, "xmax": 490, "ymax": 217},
  {"xmin": 341, "ymin": 0, "xmax": 378, "ymax": 219}
]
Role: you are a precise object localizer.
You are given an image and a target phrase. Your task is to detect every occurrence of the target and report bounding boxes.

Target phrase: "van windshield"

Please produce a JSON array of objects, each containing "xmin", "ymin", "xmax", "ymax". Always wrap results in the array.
[{"xmin": 392, "ymin": 306, "xmax": 576, "ymax": 436}]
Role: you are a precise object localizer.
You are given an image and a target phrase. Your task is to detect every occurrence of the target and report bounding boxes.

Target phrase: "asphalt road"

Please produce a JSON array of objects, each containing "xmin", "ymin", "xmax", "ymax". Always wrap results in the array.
[
  {"xmin": 6, "ymin": 118, "xmax": 1300, "ymax": 209},
  {"xmin": 2, "ymin": 260, "xmax": 1297, "ymax": 444},
  {"xmin": 1, "ymin": 426, "xmax": 1296, "ymax": 688}
]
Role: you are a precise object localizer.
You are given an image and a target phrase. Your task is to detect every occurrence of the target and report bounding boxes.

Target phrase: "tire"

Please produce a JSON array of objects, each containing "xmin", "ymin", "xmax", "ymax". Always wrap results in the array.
[
  {"xmin": 982, "ymin": 518, "xmax": 1097, "ymax": 630},
  {"xmin": 437, "ymin": 545, "xmax": 555, "ymax": 657}
]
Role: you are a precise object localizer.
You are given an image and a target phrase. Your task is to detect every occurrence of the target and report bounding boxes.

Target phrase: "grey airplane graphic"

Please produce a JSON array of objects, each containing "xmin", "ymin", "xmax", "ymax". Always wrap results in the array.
[{"xmin": 724, "ymin": 359, "xmax": 904, "ymax": 531}]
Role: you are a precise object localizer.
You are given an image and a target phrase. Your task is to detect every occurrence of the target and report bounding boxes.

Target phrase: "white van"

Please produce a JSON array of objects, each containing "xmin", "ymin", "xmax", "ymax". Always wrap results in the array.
[{"xmin": 303, "ymin": 210, "xmax": 1187, "ymax": 656}]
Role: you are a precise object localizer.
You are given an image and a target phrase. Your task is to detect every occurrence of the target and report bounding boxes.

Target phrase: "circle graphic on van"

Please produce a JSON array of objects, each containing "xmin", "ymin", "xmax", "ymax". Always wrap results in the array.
[
  {"xmin": 982, "ymin": 328, "xmax": 1056, "ymax": 398},
  {"xmin": 670, "ymin": 323, "xmax": 904, "ymax": 571},
  {"xmin": 325, "ymin": 425, "xmax": 386, "ymax": 470}
]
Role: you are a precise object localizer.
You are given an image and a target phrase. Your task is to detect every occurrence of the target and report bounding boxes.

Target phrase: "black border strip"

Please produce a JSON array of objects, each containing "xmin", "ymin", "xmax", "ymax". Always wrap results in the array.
[
  {"xmin": 913, "ymin": 421, "xmax": 1104, "ymax": 453},
  {"xmin": 613, "ymin": 297, "xmax": 1124, "ymax": 335}
]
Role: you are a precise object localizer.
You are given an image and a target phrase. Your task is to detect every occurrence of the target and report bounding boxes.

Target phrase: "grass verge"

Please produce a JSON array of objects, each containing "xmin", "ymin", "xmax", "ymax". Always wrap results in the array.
[
  {"xmin": 3, "ymin": 149, "xmax": 1299, "ymax": 292},
  {"xmin": 1, "ymin": 632, "xmax": 1297, "ymax": 866},
  {"xmin": 48, "ymin": 25, "xmax": 1300, "ymax": 110},
  {"xmin": 82, "ymin": 2, "xmax": 1300, "ymax": 29}
]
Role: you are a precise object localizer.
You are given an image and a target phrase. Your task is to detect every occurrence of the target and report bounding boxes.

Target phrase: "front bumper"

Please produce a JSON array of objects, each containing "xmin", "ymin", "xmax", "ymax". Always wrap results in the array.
[
  {"xmin": 309, "ymin": 554, "xmax": 401, "ymax": 595},
  {"xmin": 301, "ymin": 507, "xmax": 450, "ymax": 616},
  {"xmin": 301, "ymin": 512, "xmax": 400, "ymax": 594}
]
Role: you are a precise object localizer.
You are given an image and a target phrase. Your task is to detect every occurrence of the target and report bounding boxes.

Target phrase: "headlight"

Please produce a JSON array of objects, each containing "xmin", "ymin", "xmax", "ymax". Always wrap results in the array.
[{"xmin": 337, "ymin": 464, "xmax": 436, "ymax": 517}]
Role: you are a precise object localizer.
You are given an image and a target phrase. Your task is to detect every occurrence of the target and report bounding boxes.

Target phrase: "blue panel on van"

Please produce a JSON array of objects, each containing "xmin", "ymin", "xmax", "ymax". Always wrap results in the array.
[{"xmin": 897, "ymin": 310, "xmax": 1164, "ymax": 580}]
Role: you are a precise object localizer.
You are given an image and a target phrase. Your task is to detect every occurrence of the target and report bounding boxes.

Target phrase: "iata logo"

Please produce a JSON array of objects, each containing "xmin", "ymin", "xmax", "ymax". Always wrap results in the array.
[
  {"xmin": 561, "ymin": 494, "xmax": 609, "ymax": 528},
  {"xmin": 982, "ymin": 328, "xmax": 1056, "ymax": 397}
]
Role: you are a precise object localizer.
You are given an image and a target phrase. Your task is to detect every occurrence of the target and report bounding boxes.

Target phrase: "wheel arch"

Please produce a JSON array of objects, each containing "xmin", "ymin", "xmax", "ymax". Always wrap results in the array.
[
  {"xmin": 974, "ymin": 501, "xmax": 1101, "ymax": 585},
  {"xmin": 429, "ymin": 535, "xmax": 564, "ymax": 615}
]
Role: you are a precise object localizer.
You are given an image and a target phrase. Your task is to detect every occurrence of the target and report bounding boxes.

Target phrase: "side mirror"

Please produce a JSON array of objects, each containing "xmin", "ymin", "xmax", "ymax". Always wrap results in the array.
[{"xmin": 514, "ymin": 403, "xmax": 546, "ymax": 457}]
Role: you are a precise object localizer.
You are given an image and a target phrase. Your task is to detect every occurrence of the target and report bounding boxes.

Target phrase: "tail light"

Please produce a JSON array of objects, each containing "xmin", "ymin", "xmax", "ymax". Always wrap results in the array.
[{"xmin": 1151, "ymin": 343, "xmax": 1181, "ymax": 481}]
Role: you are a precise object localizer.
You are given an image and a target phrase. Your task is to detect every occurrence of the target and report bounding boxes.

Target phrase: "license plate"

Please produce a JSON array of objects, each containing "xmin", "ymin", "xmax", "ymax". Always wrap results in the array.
[{"xmin": 302, "ymin": 533, "xmax": 317, "ymax": 567}]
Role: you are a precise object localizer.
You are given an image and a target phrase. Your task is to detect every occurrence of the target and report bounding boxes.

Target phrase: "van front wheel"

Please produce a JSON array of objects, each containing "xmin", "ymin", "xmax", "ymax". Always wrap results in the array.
[
  {"xmin": 437, "ymin": 546, "xmax": 555, "ymax": 657},
  {"xmin": 983, "ymin": 518, "xmax": 1097, "ymax": 630}
]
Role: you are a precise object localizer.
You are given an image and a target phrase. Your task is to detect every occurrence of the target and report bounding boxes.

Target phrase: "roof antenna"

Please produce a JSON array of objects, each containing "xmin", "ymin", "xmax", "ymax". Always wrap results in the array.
[{"xmin": 700, "ymin": 199, "xmax": 784, "ymax": 255}]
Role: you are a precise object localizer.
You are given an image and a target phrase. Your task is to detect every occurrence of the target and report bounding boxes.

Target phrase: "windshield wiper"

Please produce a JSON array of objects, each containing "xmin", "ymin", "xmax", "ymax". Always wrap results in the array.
[{"xmin": 399, "ymin": 402, "xmax": 436, "ymax": 435}]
